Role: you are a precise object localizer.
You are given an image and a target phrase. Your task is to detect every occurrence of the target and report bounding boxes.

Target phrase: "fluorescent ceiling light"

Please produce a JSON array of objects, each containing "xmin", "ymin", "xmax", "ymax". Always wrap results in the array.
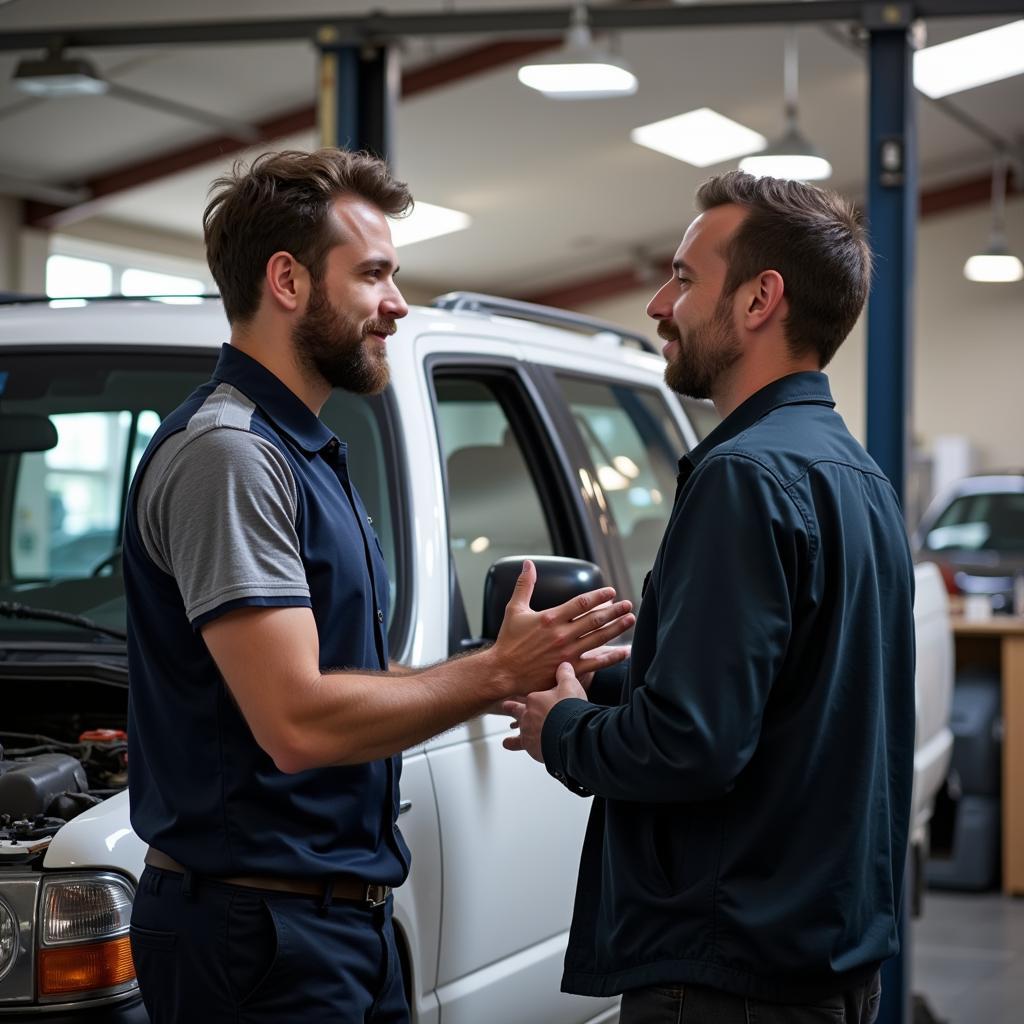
[
  {"xmin": 518, "ymin": 61, "xmax": 636, "ymax": 99},
  {"xmin": 738, "ymin": 127, "xmax": 832, "ymax": 182},
  {"xmin": 518, "ymin": 3, "xmax": 638, "ymax": 99},
  {"xmin": 631, "ymin": 108, "xmax": 766, "ymax": 167},
  {"xmin": 389, "ymin": 202, "xmax": 471, "ymax": 248},
  {"xmin": 963, "ymin": 253, "xmax": 1024, "ymax": 283},
  {"xmin": 739, "ymin": 32, "xmax": 831, "ymax": 182},
  {"xmin": 963, "ymin": 156, "xmax": 1023, "ymax": 284},
  {"xmin": 914, "ymin": 20, "xmax": 1024, "ymax": 99},
  {"xmin": 14, "ymin": 52, "xmax": 108, "ymax": 97}
]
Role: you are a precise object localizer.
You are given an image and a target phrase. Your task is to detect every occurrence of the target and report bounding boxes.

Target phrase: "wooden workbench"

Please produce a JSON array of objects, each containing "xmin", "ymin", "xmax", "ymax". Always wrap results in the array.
[{"xmin": 951, "ymin": 615, "xmax": 1024, "ymax": 896}]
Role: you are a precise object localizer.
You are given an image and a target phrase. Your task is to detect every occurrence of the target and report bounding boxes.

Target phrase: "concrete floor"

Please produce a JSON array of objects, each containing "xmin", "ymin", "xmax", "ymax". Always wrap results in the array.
[{"xmin": 913, "ymin": 891, "xmax": 1024, "ymax": 1023}]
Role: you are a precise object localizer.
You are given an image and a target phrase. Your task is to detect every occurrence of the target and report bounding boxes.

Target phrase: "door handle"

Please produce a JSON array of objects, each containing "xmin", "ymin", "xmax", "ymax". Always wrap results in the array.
[{"xmin": 399, "ymin": 799, "xmax": 412, "ymax": 815}]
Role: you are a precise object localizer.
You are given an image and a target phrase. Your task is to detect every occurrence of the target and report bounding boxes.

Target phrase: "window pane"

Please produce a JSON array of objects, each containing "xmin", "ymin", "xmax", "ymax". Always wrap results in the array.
[
  {"xmin": 435, "ymin": 378, "xmax": 556, "ymax": 638},
  {"xmin": 320, "ymin": 393, "xmax": 404, "ymax": 640},
  {"xmin": 120, "ymin": 268, "xmax": 205, "ymax": 297},
  {"xmin": 558, "ymin": 376, "xmax": 685, "ymax": 598},
  {"xmin": 45, "ymin": 255, "xmax": 113, "ymax": 298},
  {"xmin": 1, "ymin": 353, "xmax": 214, "ymax": 639}
]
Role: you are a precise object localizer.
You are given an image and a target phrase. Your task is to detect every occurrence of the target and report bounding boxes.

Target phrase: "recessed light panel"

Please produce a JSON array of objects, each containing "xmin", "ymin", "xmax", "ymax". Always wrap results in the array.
[
  {"xmin": 631, "ymin": 108, "xmax": 767, "ymax": 168},
  {"xmin": 389, "ymin": 202, "xmax": 471, "ymax": 248},
  {"xmin": 914, "ymin": 20, "xmax": 1024, "ymax": 99}
]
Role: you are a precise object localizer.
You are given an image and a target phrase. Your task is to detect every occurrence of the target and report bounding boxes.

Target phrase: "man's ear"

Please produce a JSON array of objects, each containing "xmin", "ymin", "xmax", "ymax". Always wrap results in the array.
[
  {"xmin": 264, "ymin": 251, "xmax": 308, "ymax": 314},
  {"xmin": 743, "ymin": 270, "xmax": 786, "ymax": 332}
]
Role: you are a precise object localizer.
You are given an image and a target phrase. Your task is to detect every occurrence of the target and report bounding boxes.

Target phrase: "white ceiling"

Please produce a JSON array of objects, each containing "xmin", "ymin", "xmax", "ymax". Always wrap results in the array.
[{"xmin": 0, "ymin": 1, "xmax": 1020, "ymax": 295}]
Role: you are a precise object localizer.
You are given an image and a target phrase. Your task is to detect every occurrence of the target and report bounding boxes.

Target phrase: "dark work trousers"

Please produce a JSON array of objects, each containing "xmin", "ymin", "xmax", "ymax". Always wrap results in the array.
[
  {"xmin": 619, "ymin": 973, "xmax": 882, "ymax": 1024},
  {"xmin": 129, "ymin": 865, "xmax": 408, "ymax": 1024}
]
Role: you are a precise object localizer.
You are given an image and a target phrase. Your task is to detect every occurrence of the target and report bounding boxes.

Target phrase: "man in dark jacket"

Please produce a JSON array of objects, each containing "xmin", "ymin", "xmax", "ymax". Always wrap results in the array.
[{"xmin": 506, "ymin": 171, "xmax": 915, "ymax": 1024}]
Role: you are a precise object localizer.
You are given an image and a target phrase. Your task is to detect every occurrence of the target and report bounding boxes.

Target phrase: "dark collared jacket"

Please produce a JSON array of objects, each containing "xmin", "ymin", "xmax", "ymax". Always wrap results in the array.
[{"xmin": 542, "ymin": 372, "xmax": 916, "ymax": 1002}]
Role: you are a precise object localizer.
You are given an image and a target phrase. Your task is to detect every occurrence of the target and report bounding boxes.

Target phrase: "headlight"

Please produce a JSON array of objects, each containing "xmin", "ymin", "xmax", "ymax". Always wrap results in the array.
[
  {"xmin": 0, "ymin": 898, "xmax": 17, "ymax": 982},
  {"xmin": 37, "ymin": 874, "xmax": 137, "ymax": 1000},
  {"xmin": 40, "ymin": 876, "xmax": 133, "ymax": 944}
]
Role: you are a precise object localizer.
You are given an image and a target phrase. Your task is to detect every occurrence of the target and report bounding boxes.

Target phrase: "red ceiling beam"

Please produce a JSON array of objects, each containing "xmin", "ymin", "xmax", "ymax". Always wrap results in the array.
[{"xmin": 23, "ymin": 38, "xmax": 558, "ymax": 230}]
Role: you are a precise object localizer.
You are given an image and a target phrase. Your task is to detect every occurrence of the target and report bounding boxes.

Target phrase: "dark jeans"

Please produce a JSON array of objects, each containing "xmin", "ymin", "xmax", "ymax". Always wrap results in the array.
[
  {"xmin": 129, "ymin": 866, "xmax": 408, "ymax": 1024},
  {"xmin": 619, "ymin": 974, "xmax": 881, "ymax": 1024}
]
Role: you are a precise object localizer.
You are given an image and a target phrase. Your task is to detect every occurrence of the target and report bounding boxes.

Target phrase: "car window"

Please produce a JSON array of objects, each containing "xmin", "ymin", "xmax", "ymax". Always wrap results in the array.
[
  {"xmin": 927, "ymin": 491, "xmax": 1024, "ymax": 553},
  {"xmin": 679, "ymin": 395, "xmax": 721, "ymax": 441},
  {"xmin": 319, "ymin": 391, "xmax": 406, "ymax": 640},
  {"xmin": 555, "ymin": 375, "xmax": 686, "ymax": 598},
  {"xmin": 0, "ymin": 351, "xmax": 406, "ymax": 649},
  {"xmin": 433, "ymin": 375, "xmax": 558, "ymax": 639}
]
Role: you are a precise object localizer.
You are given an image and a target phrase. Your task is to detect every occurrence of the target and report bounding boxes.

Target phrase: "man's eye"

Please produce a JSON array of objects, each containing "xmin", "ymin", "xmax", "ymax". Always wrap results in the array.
[{"xmin": 676, "ymin": 277, "xmax": 690, "ymax": 285}]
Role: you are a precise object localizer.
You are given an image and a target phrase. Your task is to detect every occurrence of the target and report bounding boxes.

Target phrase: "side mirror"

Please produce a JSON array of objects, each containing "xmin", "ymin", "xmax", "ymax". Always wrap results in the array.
[
  {"xmin": 480, "ymin": 555, "xmax": 607, "ymax": 642},
  {"xmin": 0, "ymin": 413, "xmax": 58, "ymax": 453}
]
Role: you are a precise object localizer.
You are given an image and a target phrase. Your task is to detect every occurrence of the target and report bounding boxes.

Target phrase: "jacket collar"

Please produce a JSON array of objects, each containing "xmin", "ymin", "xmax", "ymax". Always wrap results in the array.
[
  {"xmin": 212, "ymin": 343, "xmax": 335, "ymax": 455},
  {"xmin": 681, "ymin": 371, "xmax": 835, "ymax": 474}
]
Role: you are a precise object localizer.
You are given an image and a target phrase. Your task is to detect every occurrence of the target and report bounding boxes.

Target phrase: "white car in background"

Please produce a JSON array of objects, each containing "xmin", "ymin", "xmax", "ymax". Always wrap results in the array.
[{"xmin": 0, "ymin": 294, "xmax": 952, "ymax": 1023}]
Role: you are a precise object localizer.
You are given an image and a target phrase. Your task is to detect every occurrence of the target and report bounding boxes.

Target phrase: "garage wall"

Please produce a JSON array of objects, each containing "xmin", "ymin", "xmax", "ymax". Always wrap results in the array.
[{"xmin": 576, "ymin": 195, "xmax": 1024, "ymax": 473}]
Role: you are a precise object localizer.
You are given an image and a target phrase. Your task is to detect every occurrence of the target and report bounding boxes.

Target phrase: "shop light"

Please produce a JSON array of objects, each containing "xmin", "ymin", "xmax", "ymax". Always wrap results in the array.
[
  {"xmin": 14, "ymin": 48, "xmax": 107, "ymax": 97},
  {"xmin": 389, "ymin": 202, "xmax": 471, "ymax": 248},
  {"xmin": 914, "ymin": 20, "xmax": 1024, "ymax": 99},
  {"xmin": 631, "ymin": 108, "xmax": 766, "ymax": 168},
  {"xmin": 739, "ymin": 31, "xmax": 831, "ymax": 182},
  {"xmin": 518, "ymin": 3, "xmax": 637, "ymax": 100},
  {"xmin": 963, "ymin": 155, "xmax": 1024, "ymax": 284}
]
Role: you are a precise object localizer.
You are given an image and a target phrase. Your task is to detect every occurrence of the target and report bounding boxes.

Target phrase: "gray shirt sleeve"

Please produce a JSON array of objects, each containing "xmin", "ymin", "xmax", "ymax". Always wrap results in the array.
[{"xmin": 136, "ymin": 426, "xmax": 310, "ymax": 625}]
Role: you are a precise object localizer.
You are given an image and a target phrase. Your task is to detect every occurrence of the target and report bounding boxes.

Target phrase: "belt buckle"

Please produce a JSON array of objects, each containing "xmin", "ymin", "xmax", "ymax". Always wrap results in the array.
[{"xmin": 364, "ymin": 884, "xmax": 390, "ymax": 908}]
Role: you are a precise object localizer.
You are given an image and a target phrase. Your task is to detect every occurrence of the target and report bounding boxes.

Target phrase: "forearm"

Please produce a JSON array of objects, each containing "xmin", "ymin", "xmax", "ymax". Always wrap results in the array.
[{"xmin": 278, "ymin": 648, "xmax": 509, "ymax": 770}]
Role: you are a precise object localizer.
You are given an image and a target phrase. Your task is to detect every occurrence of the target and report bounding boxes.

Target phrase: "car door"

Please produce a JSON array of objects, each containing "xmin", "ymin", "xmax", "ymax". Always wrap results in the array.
[{"xmin": 420, "ymin": 344, "xmax": 618, "ymax": 1024}]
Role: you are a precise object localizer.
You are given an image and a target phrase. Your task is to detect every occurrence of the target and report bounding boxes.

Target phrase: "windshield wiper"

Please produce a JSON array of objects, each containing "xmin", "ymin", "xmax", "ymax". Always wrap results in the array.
[{"xmin": 0, "ymin": 601, "xmax": 127, "ymax": 642}]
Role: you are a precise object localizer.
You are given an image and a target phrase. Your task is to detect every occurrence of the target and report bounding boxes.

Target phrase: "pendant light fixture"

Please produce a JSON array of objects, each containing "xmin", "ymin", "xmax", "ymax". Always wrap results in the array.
[
  {"xmin": 517, "ymin": 3, "xmax": 638, "ymax": 100},
  {"xmin": 963, "ymin": 154, "xmax": 1023, "ymax": 284},
  {"xmin": 739, "ymin": 30, "xmax": 831, "ymax": 181}
]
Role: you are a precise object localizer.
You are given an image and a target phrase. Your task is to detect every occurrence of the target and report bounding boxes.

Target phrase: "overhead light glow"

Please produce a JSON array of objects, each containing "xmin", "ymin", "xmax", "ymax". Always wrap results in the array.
[
  {"xmin": 963, "ymin": 253, "xmax": 1024, "ymax": 283},
  {"xmin": 914, "ymin": 20, "xmax": 1024, "ymax": 99},
  {"xmin": 14, "ymin": 54, "xmax": 108, "ymax": 97},
  {"xmin": 388, "ymin": 202, "xmax": 471, "ymax": 248},
  {"xmin": 518, "ymin": 61, "xmax": 637, "ymax": 100},
  {"xmin": 631, "ymin": 108, "xmax": 767, "ymax": 168},
  {"xmin": 739, "ymin": 126, "xmax": 832, "ymax": 182}
]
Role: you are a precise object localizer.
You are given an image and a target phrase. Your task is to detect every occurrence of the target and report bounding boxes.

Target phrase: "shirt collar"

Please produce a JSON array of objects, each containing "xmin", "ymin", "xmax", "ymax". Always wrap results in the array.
[
  {"xmin": 681, "ymin": 371, "xmax": 836, "ymax": 473},
  {"xmin": 212, "ymin": 344, "xmax": 336, "ymax": 455}
]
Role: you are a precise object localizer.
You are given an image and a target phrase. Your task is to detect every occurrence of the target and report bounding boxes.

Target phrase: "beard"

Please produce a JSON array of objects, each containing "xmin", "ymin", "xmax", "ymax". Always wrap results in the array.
[
  {"xmin": 292, "ymin": 282, "xmax": 395, "ymax": 395},
  {"xmin": 659, "ymin": 293, "xmax": 742, "ymax": 400}
]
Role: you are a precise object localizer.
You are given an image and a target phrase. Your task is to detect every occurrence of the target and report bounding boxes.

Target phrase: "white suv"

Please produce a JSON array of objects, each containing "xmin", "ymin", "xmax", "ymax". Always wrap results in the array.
[{"xmin": 0, "ymin": 293, "xmax": 950, "ymax": 1023}]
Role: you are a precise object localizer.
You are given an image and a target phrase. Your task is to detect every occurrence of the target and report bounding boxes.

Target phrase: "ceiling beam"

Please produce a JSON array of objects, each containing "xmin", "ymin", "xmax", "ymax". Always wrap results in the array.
[
  {"xmin": 522, "ymin": 170, "xmax": 1022, "ymax": 309},
  {"xmin": 1, "ymin": 1, "xmax": 1018, "ymax": 51},
  {"xmin": 22, "ymin": 38, "xmax": 558, "ymax": 230}
]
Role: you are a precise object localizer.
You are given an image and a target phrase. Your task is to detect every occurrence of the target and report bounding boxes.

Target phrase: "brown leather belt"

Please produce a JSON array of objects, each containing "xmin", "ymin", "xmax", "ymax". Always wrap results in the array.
[{"xmin": 144, "ymin": 847, "xmax": 391, "ymax": 907}]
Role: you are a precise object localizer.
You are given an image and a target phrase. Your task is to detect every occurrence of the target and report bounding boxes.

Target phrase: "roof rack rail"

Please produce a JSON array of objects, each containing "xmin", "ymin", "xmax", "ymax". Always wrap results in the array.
[
  {"xmin": 0, "ymin": 294, "xmax": 219, "ymax": 306},
  {"xmin": 430, "ymin": 291, "xmax": 658, "ymax": 355}
]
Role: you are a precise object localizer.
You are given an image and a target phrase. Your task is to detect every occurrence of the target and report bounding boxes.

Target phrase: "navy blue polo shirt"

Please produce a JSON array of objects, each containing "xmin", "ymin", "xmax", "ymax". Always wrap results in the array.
[
  {"xmin": 124, "ymin": 344, "xmax": 410, "ymax": 884},
  {"xmin": 542, "ymin": 372, "xmax": 916, "ymax": 1001}
]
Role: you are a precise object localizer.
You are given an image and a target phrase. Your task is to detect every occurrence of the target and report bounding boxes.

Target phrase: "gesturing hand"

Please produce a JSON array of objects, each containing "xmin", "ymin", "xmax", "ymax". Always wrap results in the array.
[
  {"xmin": 503, "ymin": 662, "xmax": 587, "ymax": 762},
  {"xmin": 490, "ymin": 560, "xmax": 633, "ymax": 697}
]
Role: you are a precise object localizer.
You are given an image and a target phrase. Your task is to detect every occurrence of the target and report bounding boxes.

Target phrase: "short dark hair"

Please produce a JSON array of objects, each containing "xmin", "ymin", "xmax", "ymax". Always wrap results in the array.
[
  {"xmin": 204, "ymin": 148, "xmax": 413, "ymax": 324},
  {"xmin": 696, "ymin": 170, "xmax": 872, "ymax": 367}
]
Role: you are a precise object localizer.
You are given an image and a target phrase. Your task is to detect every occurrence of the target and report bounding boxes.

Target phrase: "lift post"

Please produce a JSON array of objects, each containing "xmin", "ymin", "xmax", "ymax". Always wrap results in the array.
[{"xmin": 317, "ymin": 33, "xmax": 399, "ymax": 161}]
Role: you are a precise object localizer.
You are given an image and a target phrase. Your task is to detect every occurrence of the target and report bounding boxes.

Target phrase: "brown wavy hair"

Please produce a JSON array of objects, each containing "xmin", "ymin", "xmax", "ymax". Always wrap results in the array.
[{"xmin": 204, "ymin": 148, "xmax": 413, "ymax": 325}]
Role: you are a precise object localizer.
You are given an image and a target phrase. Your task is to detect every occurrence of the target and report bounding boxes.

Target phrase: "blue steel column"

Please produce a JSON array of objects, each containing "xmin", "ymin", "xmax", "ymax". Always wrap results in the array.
[
  {"xmin": 317, "ymin": 35, "xmax": 398, "ymax": 161},
  {"xmin": 865, "ymin": 8, "xmax": 916, "ymax": 1024},
  {"xmin": 865, "ymin": 6, "xmax": 916, "ymax": 505}
]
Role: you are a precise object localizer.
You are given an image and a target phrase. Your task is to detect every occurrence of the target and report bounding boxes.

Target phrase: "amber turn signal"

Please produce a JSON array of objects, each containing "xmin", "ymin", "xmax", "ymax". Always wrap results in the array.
[{"xmin": 38, "ymin": 935, "xmax": 135, "ymax": 995}]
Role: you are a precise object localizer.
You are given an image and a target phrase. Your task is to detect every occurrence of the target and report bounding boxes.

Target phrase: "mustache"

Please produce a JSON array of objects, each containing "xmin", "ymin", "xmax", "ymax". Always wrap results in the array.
[
  {"xmin": 364, "ymin": 319, "xmax": 397, "ymax": 337},
  {"xmin": 656, "ymin": 321, "xmax": 680, "ymax": 343}
]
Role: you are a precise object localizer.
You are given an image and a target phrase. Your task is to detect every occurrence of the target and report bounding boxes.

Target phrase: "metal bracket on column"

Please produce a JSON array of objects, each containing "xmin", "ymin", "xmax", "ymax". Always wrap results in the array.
[{"xmin": 317, "ymin": 26, "xmax": 398, "ymax": 163}]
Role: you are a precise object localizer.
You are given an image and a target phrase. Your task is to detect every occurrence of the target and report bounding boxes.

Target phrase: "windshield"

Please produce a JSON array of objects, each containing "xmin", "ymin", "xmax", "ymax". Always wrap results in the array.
[
  {"xmin": 925, "ymin": 490, "xmax": 1024, "ymax": 554},
  {"xmin": 0, "ymin": 350, "xmax": 216, "ymax": 642}
]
